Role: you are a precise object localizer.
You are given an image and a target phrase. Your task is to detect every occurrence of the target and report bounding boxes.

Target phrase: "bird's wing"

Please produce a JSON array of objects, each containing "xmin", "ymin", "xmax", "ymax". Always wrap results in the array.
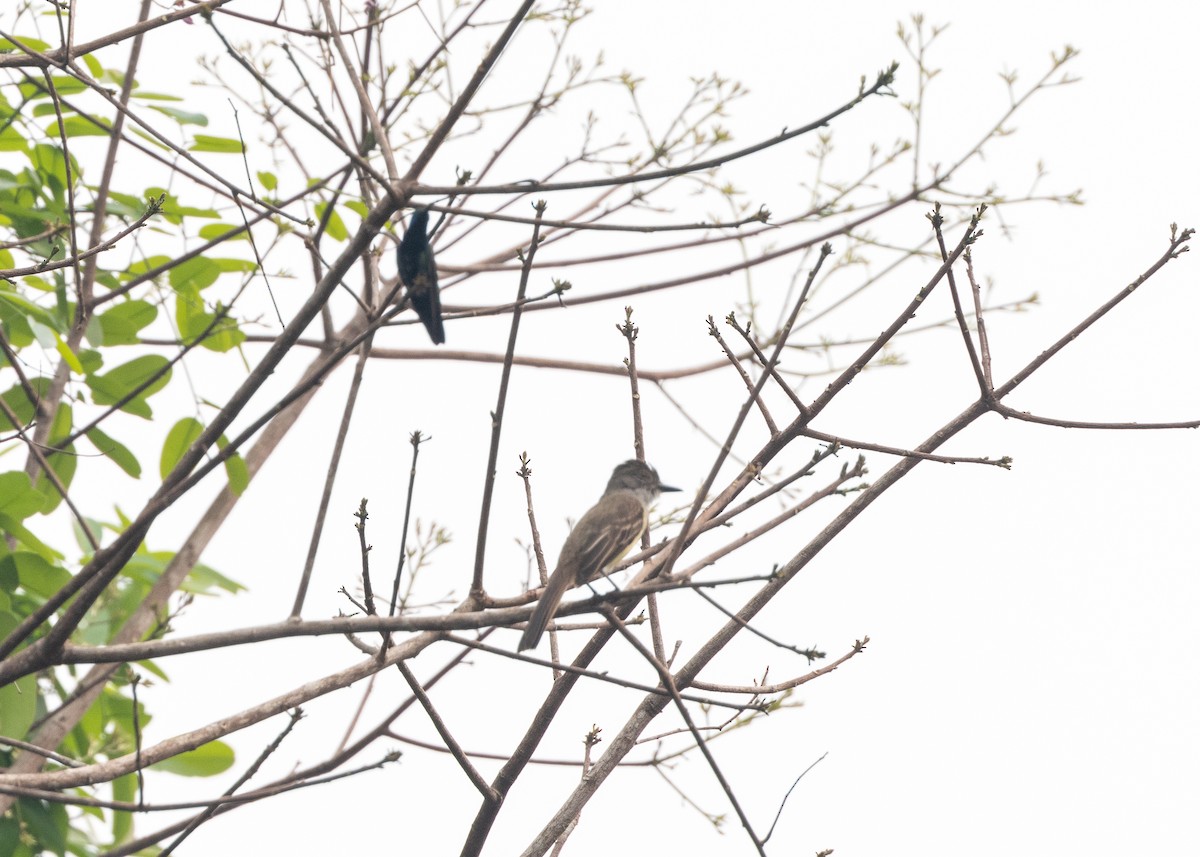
[
  {"xmin": 398, "ymin": 211, "xmax": 434, "ymax": 285},
  {"xmin": 519, "ymin": 493, "xmax": 647, "ymax": 652},
  {"xmin": 559, "ymin": 493, "xmax": 648, "ymax": 586},
  {"xmin": 408, "ymin": 271, "xmax": 445, "ymax": 343},
  {"xmin": 397, "ymin": 227, "xmax": 444, "ymax": 343},
  {"xmin": 398, "ymin": 244, "xmax": 430, "ymax": 288}
]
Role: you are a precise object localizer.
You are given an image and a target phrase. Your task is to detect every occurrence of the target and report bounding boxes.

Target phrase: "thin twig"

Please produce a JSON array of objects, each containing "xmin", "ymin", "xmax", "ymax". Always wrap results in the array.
[
  {"xmin": 598, "ymin": 608, "xmax": 766, "ymax": 856},
  {"xmin": 389, "ymin": 431, "xmax": 429, "ymax": 621},
  {"xmin": 762, "ymin": 752, "xmax": 828, "ymax": 843},
  {"xmin": 397, "ymin": 661, "xmax": 499, "ymax": 801},
  {"xmin": 159, "ymin": 709, "xmax": 304, "ymax": 855},
  {"xmin": 471, "ymin": 202, "xmax": 546, "ymax": 595},
  {"xmin": 707, "ymin": 315, "xmax": 778, "ymax": 436},
  {"xmin": 930, "ymin": 202, "xmax": 987, "ymax": 393},
  {"xmin": 291, "ymin": 336, "xmax": 376, "ymax": 617}
]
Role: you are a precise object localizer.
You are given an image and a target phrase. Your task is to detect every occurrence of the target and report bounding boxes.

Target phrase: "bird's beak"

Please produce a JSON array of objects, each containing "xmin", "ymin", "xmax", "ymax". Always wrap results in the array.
[{"xmin": 658, "ymin": 482, "xmax": 681, "ymax": 493}]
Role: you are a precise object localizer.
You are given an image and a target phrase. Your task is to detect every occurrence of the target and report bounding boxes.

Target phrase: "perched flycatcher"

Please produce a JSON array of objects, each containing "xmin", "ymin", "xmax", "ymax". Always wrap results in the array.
[
  {"xmin": 397, "ymin": 208, "xmax": 446, "ymax": 345},
  {"xmin": 518, "ymin": 460, "xmax": 679, "ymax": 652}
]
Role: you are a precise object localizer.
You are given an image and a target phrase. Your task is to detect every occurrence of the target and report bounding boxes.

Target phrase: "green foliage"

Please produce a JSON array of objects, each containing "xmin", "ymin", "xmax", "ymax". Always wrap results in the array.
[
  {"xmin": 0, "ymin": 34, "xmax": 250, "ymax": 855},
  {"xmin": 0, "ymin": 472, "xmax": 45, "ymax": 520},
  {"xmin": 0, "ymin": 552, "xmax": 73, "ymax": 600},
  {"xmin": 0, "ymin": 815, "xmax": 20, "ymax": 856},
  {"xmin": 84, "ymin": 426, "xmax": 141, "ymax": 478},
  {"xmin": 110, "ymin": 773, "xmax": 136, "ymax": 842},
  {"xmin": 217, "ymin": 434, "xmax": 251, "ymax": 496},
  {"xmin": 88, "ymin": 300, "xmax": 157, "ymax": 347},
  {"xmin": 0, "ymin": 612, "xmax": 38, "ymax": 739},
  {"xmin": 16, "ymin": 798, "xmax": 68, "ymax": 856},
  {"xmin": 315, "ymin": 201, "xmax": 349, "ymax": 241},
  {"xmin": 189, "ymin": 134, "xmax": 244, "ymax": 154},
  {"xmin": 121, "ymin": 549, "xmax": 245, "ymax": 597},
  {"xmin": 151, "ymin": 740, "xmax": 235, "ymax": 777},
  {"xmin": 159, "ymin": 417, "xmax": 204, "ymax": 479},
  {"xmin": 84, "ymin": 355, "xmax": 173, "ymax": 418},
  {"xmin": 147, "ymin": 104, "xmax": 208, "ymax": 126}
]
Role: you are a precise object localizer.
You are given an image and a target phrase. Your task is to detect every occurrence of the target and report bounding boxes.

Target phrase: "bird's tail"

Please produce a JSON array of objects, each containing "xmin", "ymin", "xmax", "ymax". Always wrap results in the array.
[
  {"xmin": 517, "ymin": 566, "xmax": 574, "ymax": 652},
  {"xmin": 410, "ymin": 290, "xmax": 445, "ymax": 345}
]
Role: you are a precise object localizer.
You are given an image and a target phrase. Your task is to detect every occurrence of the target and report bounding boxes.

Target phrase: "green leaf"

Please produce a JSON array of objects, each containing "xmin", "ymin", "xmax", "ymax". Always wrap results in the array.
[
  {"xmin": 135, "ymin": 658, "xmax": 170, "ymax": 682},
  {"xmin": 27, "ymin": 317, "xmax": 59, "ymax": 351},
  {"xmin": 28, "ymin": 144, "xmax": 70, "ymax": 199},
  {"xmin": 85, "ymin": 355, "xmax": 171, "ymax": 418},
  {"xmin": 76, "ymin": 347, "xmax": 103, "ymax": 374},
  {"xmin": 33, "ymin": 444, "xmax": 76, "ymax": 514},
  {"xmin": 131, "ymin": 91, "xmax": 184, "ymax": 102},
  {"xmin": 198, "ymin": 222, "xmax": 247, "ymax": 241},
  {"xmin": 1, "ymin": 551, "xmax": 72, "ymax": 599},
  {"xmin": 213, "ymin": 258, "xmax": 258, "ymax": 273},
  {"xmin": 175, "ymin": 285, "xmax": 245, "ymax": 352},
  {"xmin": 100, "ymin": 682, "xmax": 148, "ymax": 736},
  {"xmin": 130, "ymin": 125, "xmax": 171, "ymax": 152},
  {"xmin": 72, "ymin": 516, "xmax": 109, "ymax": 554},
  {"xmin": 54, "ymin": 115, "xmax": 111, "ymax": 138},
  {"xmin": 189, "ymin": 135, "xmax": 244, "ymax": 154},
  {"xmin": 215, "ymin": 434, "xmax": 249, "ymax": 495},
  {"xmin": 19, "ymin": 274, "xmax": 54, "ymax": 294},
  {"xmin": 17, "ymin": 798, "xmax": 67, "ymax": 856},
  {"xmin": 104, "ymin": 190, "xmax": 149, "ymax": 220},
  {"xmin": 94, "ymin": 270, "xmax": 122, "ymax": 291},
  {"xmin": 160, "ymin": 417, "xmax": 204, "ymax": 479},
  {"xmin": 32, "ymin": 75, "xmax": 87, "ymax": 98},
  {"xmin": 0, "ymin": 472, "xmax": 46, "ymax": 519},
  {"xmin": 0, "ymin": 288, "xmax": 62, "ymax": 332},
  {"xmin": 148, "ymin": 104, "xmax": 208, "ymax": 126},
  {"xmin": 256, "ymin": 170, "xmax": 277, "ymax": 191},
  {"xmin": 224, "ymin": 449, "xmax": 249, "ymax": 496},
  {"xmin": 110, "ymin": 774, "xmax": 136, "ymax": 843},
  {"xmin": 118, "ymin": 551, "xmax": 165, "ymax": 586},
  {"xmin": 90, "ymin": 299, "xmax": 157, "ymax": 346},
  {"xmin": 0, "ymin": 122, "xmax": 26, "ymax": 152},
  {"xmin": 120, "ymin": 551, "xmax": 241, "ymax": 596},
  {"xmin": 0, "ymin": 513, "xmax": 62, "ymax": 561},
  {"xmin": 81, "ymin": 53, "xmax": 102, "ymax": 78},
  {"xmin": 0, "ymin": 296, "xmax": 35, "ymax": 347},
  {"xmin": 46, "ymin": 400, "xmax": 72, "ymax": 444},
  {"xmin": 152, "ymin": 739, "xmax": 235, "ymax": 777},
  {"xmin": 196, "ymin": 312, "xmax": 245, "ymax": 352},
  {"xmin": 315, "ymin": 202, "xmax": 348, "ymax": 241},
  {"xmin": 53, "ymin": 333, "xmax": 82, "ymax": 373},
  {"xmin": 0, "ymin": 669, "xmax": 36, "ymax": 740},
  {"xmin": 0, "ymin": 379, "xmax": 52, "ymax": 431},
  {"xmin": 85, "ymin": 426, "xmax": 141, "ymax": 478},
  {"xmin": 0, "ymin": 555, "xmax": 16, "ymax": 593},
  {"xmin": 0, "ymin": 816, "xmax": 19, "ymax": 856},
  {"xmin": 187, "ymin": 561, "xmax": 246, "ymax": 596},
  {"xmin": 168, "ymin": 256, "xmax": 220, "ymax": 292},
  {"xmin": 0, "ymin": 36, "xmax": 51, "ymax": 52},
  {"xmin": 125, "ymin": 254, "xmax": 172, "ymax": 277},
  {"xmin": 145, "ymin": 187, "xmax": 219, "ymax": 221},
  {"xmin": 0, "ymin": 611, "xmax": 37, "ymax": 737}
]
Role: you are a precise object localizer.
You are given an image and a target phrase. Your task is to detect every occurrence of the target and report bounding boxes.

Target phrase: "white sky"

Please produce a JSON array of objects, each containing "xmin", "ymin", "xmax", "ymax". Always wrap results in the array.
[{"xmin": 29, "ymin": 2, "xmax": 1200, "ymax": 855}]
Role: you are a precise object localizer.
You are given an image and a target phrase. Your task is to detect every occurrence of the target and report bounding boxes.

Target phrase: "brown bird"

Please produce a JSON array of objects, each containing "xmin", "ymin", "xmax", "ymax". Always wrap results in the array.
[{"xmin": 518, "ymin": 460, "xmax": 679, "ymax": 652}]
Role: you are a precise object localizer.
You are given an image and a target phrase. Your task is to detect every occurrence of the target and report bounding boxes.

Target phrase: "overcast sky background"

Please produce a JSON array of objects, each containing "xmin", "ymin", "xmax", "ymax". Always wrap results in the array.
[{"xmin": 45, "ymin": 2, "xmax": 1200, "ymax": 855}]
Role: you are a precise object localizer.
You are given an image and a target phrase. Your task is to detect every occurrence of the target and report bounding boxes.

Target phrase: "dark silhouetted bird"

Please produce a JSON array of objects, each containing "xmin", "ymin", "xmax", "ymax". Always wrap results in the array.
[
  {"xmin": 397, "ymin": 209, "xmax": 445, "ymax": 345},
  {"xmin": 518, "ymin": 460, "xmax": 680, "ymax": 652}
]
